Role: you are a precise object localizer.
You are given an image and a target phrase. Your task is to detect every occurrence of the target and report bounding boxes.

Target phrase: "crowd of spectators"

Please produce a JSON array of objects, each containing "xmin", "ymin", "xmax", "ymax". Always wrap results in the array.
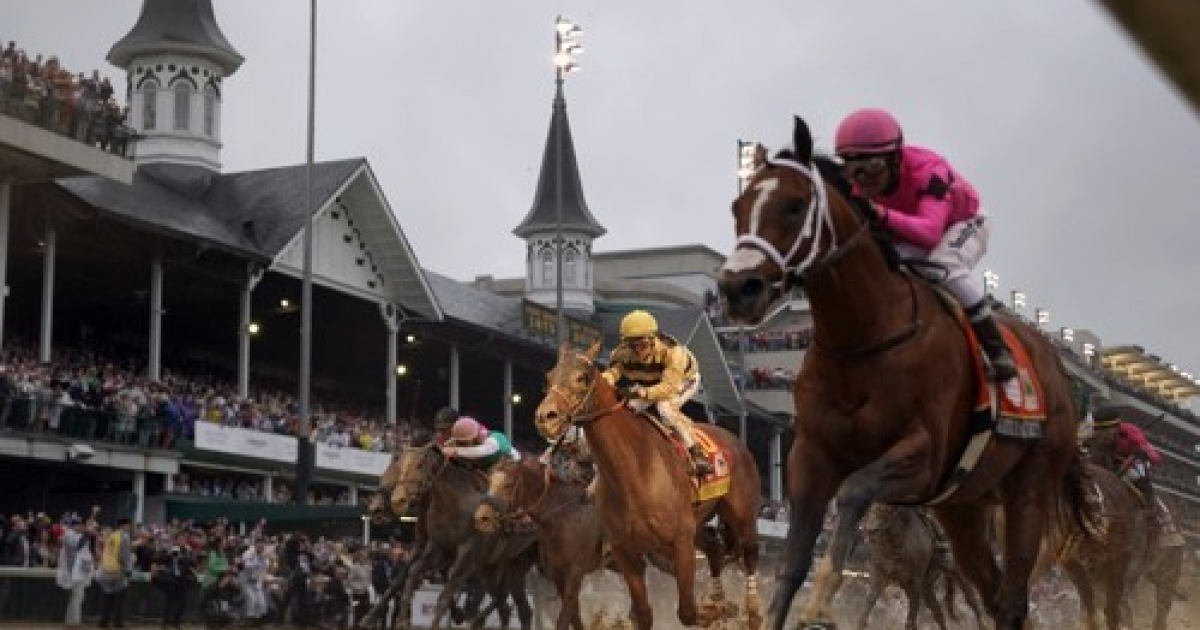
[
  {"xmin": 0, "ymin": 506, "xmax": 415, "ymax": 628},
  {"xmin": 0, "ymin": 338, "xmax": 415, "ymax": 454},
  {"xmin": 719, "ymin": 329, "xmax": 812, "ymax": 353},
  {"xmin": 0, "ymin": 41, "xmax": 134, "ymax": 157},
  {"xmin": 171, "ymin": 471, "xmax": 356, "ymax": 507},
  {"xmin": 743, "ymin": 366, "xmax": 796, "ymax": 391}
]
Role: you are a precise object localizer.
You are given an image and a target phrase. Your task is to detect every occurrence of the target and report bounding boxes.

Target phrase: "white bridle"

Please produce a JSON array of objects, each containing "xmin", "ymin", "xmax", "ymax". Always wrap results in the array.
[{"xmin": 729, "ymin": 158, "xmax": 835, "ymax": 287}]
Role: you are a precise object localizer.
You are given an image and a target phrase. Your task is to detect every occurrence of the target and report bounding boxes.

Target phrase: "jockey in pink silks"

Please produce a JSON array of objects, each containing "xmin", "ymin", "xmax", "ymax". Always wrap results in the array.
[{"xmin": 834, "ymin": 108, "xmax": 1017, "ymax": 381}]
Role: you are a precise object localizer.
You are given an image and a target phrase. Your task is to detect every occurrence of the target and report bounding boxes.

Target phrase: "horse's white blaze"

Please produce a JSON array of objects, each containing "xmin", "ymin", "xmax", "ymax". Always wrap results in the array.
[
  {"xmin": 722, "ymin": 247, "xmax": 767, "ymax": 273},
  {"xmin": 748, "ymin": 177, "xmax": 779, "ymax": 235}
]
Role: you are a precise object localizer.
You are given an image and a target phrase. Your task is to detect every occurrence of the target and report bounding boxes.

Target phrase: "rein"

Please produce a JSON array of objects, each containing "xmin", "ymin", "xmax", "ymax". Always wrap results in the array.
[
  {"xmin": 546, "ymin": 359, "xmax": 624, "ymax": 428},
  {"xmin": 739, "ymin": 157, "xmax": 923, "ymax": 361}
]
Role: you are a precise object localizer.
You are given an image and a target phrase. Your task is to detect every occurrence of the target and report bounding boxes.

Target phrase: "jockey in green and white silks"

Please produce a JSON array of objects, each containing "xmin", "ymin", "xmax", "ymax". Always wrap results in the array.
[{"xmin": 442, "ymin": 417, "xmax": 518, "ymax": 470}]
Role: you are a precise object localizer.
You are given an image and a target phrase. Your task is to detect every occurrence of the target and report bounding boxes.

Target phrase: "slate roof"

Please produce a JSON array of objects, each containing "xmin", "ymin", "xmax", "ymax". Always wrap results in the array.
[
  {"xmin": 512, "ymin": 83, "xmax": 605, "ymax": 239},
  {"xmin": 422, "ymin": 269, "xmax": 524, "ymax": 336},
  {"xmin": 56, "ymin": 159, "xmax": 365, "ymax": 261},
  {"xmin": 107, "ymin": 0, "xmax": 244, "ymax": 74}
]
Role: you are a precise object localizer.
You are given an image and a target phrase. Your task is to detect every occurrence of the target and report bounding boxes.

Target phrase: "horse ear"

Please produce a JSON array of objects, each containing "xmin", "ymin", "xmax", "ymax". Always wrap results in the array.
[
  {"xmin": 792, "ymin": 115, "xmax": 814, "ymax": 164},
  {"xmin": 585, "ymin": 341, "xmax": 602, "ymax": 362}
]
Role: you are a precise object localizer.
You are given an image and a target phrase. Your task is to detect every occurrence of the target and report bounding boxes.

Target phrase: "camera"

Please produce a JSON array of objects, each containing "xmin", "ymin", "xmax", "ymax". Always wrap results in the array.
[{"xmin": 66, "ymin": 443, "xmax": 96, "ymax": 462}]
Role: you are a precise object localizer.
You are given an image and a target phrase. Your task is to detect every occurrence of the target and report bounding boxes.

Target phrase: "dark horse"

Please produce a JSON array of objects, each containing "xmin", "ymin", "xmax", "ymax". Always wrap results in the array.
[
  {"xmin": 716, "ymin": 116, "xmax": 1093, "ymax": 630},
  {"xmin": 850, "ymin": 504, "xmax": 985, "ymax": 630},
  {"xmin": 534, "ymin": 342, "xmax": 764, "ymax": 630},
  {"xmin": 362, "ymin": 444, "xmax": 537, "ymax": 630},
  {"xmin": 473, "ymin": 453, "xmax": 606, "ymax": 630}
]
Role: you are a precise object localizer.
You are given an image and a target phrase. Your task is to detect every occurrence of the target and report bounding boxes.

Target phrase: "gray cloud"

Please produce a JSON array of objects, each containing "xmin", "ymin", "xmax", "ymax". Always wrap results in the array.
[{"xmin": 9, "ymin": 0, "xmax": 1199, "ymax": 387}]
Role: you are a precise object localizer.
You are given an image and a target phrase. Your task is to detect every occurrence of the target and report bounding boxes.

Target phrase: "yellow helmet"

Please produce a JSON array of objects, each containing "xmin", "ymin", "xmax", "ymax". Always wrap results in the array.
[{"xmin": 620, "ymin": 310, "xmax": 658, "ymax": 340}]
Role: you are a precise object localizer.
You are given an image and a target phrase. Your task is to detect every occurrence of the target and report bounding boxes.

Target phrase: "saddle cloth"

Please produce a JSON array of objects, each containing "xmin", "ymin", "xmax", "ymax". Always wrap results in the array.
[
  {"xmin": 962, "ymin": 320, "xmax": 1047, "ymax": 440},
  {"xmin": 637, "ymin": 410, "xmax": 732, "ymax": 502}
]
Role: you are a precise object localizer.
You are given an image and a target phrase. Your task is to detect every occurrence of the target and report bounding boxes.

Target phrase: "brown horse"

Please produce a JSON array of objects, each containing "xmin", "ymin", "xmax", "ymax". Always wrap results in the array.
[
  {"xmin": 845, "ymin": 504, "xmax": 985, "ymax": 630},
  {"xmin": 534, "ymin": 342, "xmax": 763, "ymax": 630},
  {"xmin": 362, "ymin": 444, "xmax": 537, "ymax": 630},
  {"xmin": 716, "ymin": 116, "xmax": 1093, "ymax": 630},
  {"xmin": 473, "ymin": 453, "xmax": 606, "ymax": 630}
]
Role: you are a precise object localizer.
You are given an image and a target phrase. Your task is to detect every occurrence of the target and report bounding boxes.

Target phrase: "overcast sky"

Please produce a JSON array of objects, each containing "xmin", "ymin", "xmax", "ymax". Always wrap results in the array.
[{"xmin": 9, "ymin": 1, "xmax": 1200, "ymax": 381}]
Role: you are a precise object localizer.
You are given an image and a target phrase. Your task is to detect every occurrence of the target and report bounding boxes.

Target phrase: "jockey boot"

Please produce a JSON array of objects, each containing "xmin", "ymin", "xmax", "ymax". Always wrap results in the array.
[
  {"xmin": 968, "ymin": 307, "xmax": 1019, "ymax": 382},
  {"xmin": 688, "ymin": 444, "xmax": 714, "ymax": 478}
]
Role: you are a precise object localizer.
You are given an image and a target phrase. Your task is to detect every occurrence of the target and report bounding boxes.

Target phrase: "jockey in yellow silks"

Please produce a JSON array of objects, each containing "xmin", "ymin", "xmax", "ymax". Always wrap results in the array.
[{"xmin": 602, "ymin": 310, "xmax": 713, "ymax": 477}]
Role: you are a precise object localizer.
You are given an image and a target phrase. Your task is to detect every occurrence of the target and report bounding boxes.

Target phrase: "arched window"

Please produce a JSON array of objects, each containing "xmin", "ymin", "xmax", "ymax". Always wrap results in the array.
[
  {"xmin": 563, "ymin": 246, "xmax": 579, "ymax": 287},
  {"xmin": 540, "ymin": 247, "xmax": 554, "ymax": 287},
  {"xmin": 142, "ymin": 81, "xmax": 158, "ymax": 131},
  {"xmin": 174, "ymin": 83, "xmax": 191, "ymax": 131},
  {"xmin": 203, "ymin": 87, "xmax": 217, "ymax": 136}
]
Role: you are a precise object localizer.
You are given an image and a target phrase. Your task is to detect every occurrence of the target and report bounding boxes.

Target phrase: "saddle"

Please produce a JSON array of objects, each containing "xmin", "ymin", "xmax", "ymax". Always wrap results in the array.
[{"xmin": 633, "ymin": 409, "xmax": 732, "ymax": 502}]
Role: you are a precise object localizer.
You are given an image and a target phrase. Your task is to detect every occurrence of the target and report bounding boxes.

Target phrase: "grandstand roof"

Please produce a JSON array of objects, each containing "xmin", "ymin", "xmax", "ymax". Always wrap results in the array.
[
  {"xmin": 1101, "ymin": 344, "xmax": 1200, "ymax": 401},
  {"xmin": 55, "ymin": 159, "xmax": 442, "ymax": 319}
]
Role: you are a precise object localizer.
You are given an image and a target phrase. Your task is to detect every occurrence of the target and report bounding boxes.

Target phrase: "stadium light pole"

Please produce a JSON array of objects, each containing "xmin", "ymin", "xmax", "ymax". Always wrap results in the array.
[
  {"xmin": 553, "ymin": 16, "xmax": 582, "ymax": 347},
  {"xmin": 983, "ymin": 269, "xmax": 999, "ymax": 297},
  {"xmin": 1035, "ymin": 308, "xmax": 1050, "ymax": 330},
  {"xmin": 296, "ymin": 0, "xmax": 317, "ymax": 506},
  {"xmin": 1010, "ymin": 290, "xmax": 1026, "ymax": 314}
]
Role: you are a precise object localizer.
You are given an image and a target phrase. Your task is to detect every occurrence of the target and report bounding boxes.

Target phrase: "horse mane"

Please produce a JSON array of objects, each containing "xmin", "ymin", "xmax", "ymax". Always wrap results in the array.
[{"xmin": 772, "ymin": 148, "xmax": 901, "ymax": 271}]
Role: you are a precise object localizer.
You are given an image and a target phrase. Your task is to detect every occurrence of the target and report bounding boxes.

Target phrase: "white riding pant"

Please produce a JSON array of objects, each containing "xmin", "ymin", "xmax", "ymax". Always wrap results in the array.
[
  {"xmin": 894, "ymin": 214, "xmax": 990, "ymax": 308},
  {"xmin": 628, "ymin": 375, "xmax": 702, "ymax": 447}
]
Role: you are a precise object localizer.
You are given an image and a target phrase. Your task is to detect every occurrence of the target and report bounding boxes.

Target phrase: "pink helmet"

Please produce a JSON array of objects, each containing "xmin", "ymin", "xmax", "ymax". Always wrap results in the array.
[
  {"xmin": 834, "ymin": 108, "xmax": 903, "ymax": 156},
  {"xmin": 448, "ymin": 417, "xmax": 488, "ymax": 444}
]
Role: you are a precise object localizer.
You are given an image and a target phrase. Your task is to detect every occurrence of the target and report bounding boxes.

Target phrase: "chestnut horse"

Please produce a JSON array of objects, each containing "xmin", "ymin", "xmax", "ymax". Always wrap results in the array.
[
  {"xmin": 473, "ymin": 454, "xmax": 606, "ymax": 630},
  {"xmin": 717, "ymin": 116, "xmax": 1093, "ymax": 630},
  {"xmin": 534, "ymin": 342, "xmax": 763, "ymax": 630}
]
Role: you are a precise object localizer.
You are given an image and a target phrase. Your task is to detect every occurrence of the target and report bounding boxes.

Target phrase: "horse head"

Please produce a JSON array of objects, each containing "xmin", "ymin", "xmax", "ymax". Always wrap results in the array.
[
  {"xmin": 718, "ymin": 115, "xmax": 867, "ymax": 324},
  {"xmin": 384, "ymin": 444, "xmax": 445, "ymax": 516},
  {"xmin": 474, "ymin": 455, "xmax": 526, "ymax": 533},
  {"xmin": 534, "ymin": 341, "xmax": 607, "ymax": 442}
]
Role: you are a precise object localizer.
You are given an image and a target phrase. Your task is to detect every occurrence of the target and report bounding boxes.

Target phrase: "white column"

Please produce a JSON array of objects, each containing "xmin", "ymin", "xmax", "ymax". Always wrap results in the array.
[
  {"xmin": 381, "ymin": 303, "xmax": 399, "ymax": 425},
  {"xmin": 0, "ymin": 177, "xmax": 11, "ymax": 348},
  {"xmin": 449, "ymin": 344, "xmax": 460, "ymax": 409},
  {"xmin": 361, "ymin": 515, "xmax": 370, "ymax": 545},
  {"xmin": 769, "ymin": 428, "xmax": 784, "ymax": 503},
  {"xmin": 348, "ymin": 484, "xmax": 359, "ymax": 505},
  {"xmin": 238, "ymin": 266, "xmax": 262, "ymax": 398},
  {"xmin": 38, "ymin": 218, "xmax": 56, "ymax": 363},
  {"xmin": 503, "ymin": 359, "xmax": 514, "ymax": 437},
  {"xmin": 164, "ymin": 472, "xmax": 175, "ymax": 493},
  {"xmin": 148, "ymin": 255, "xmax": 163, "ymax": 381},
  {"xmin": 133, "ymin": 471, "xmax": 146, "ymax": 525},
  {"xmin": 263, "ymin": 474, "xmax": 274, "ymax": 504}
]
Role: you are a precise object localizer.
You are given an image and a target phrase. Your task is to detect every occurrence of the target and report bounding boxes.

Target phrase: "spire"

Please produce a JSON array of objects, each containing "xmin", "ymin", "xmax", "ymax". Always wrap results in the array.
[
  {"xmin": 107, "ymin": 0, "xmax": 243, "ymax": 75},
  {"xmin": 513, "ymin": 82, "xmax": 606, "ymax": 239}
]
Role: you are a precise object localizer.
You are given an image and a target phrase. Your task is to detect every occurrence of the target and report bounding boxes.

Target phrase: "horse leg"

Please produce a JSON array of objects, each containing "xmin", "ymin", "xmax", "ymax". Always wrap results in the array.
[
  {"xmin": 696, "ymin": 525, "xmax": 726, "ymax": 608},
  {"xmin": 933, "ymin": 505, "xmax": 1002, "ymax": 615},
  {"xmin": 508, "ymin": 565, "xmax": 535, "ymax": 630},
  {"xmin": 952, "ymin": 568, "xmax": 988, "ymax": 630},
  {"xmin": 765, "ymin": 444, "xmax": 840, "ymax": 630},
  {"xmin": 610, "ymin": 546, "xmax": 653, "ymax": 630},
  {"xmin": 560, "ymin": 568, "xmax": 587, "ymax": 630},
  {"xmin": 855, "ymin": 576, "xmax": 883, "ymax": 630},
  {"xmin": 373, "ymin": 546, "xmax": 435, "ymax": 630},
  {"xmin": 802, "ymin": 437, "xmax": 933, "ymax": 624},
  {"xmin": 991, "ymin": 479, "xmax": 1056, "ymax": 630},
  {"xmin": 672, "ymin": 527, "xmax": 704, "ymax": 627},
  {"xmin": 1063, "ymin": 559, "xmax": 1102, "ymax": 630},
  {"xmin": 921, "ymin": 575, "xmax": 951, "ymax": 630},
  {"xmin": 434, "ymin": 544, "xmax": 480, "ymax": 630}
]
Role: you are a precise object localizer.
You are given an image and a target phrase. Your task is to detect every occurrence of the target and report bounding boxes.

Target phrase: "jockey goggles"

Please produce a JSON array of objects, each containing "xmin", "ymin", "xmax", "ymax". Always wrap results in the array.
[
  {"xmin": 625, "ymin": 336, "xmax": 654, "ymax": 350},
  {"xmin": 841, "ymin": 154, "xmax": 890, "ymax": 181}
]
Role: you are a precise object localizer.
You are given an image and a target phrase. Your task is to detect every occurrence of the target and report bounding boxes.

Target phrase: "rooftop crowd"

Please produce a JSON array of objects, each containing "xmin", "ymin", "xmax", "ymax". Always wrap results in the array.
[{"xmin": 0, "ymin": 41, "xmax": 134, "ymax": 157}]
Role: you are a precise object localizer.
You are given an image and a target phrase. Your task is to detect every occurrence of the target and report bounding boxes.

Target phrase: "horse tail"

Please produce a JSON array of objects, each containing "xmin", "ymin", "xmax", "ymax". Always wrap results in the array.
[{"xmin": 1051, "ymin": 451, "xmax": 1103, "ymax": 550}]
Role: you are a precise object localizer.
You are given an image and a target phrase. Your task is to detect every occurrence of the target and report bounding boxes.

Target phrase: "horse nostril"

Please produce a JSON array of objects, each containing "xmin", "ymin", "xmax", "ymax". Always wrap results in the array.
[{"xmin": 737, "ymin": 277, "xmax": 765, "ymax": 302}]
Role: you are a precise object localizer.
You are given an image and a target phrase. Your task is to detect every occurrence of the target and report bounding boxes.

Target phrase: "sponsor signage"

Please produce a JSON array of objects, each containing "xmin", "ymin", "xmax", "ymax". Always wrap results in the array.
[
  {"xmin": 193, "ymin": 424, "xmax": 391, "ymax": 476},
  {"xmin": 315, "ymin": 444, "xmax": 391, "ymax": 476},
  {"xmin": 194, "ymin": 422, "xmax": 296, "ymax": 463}
]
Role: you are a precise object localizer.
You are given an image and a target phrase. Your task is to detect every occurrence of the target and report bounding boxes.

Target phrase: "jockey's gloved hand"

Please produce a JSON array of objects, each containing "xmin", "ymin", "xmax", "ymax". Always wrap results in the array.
[{"xmin": 616, "ymin": 384, "xmax": 638, "ymax": 400}]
